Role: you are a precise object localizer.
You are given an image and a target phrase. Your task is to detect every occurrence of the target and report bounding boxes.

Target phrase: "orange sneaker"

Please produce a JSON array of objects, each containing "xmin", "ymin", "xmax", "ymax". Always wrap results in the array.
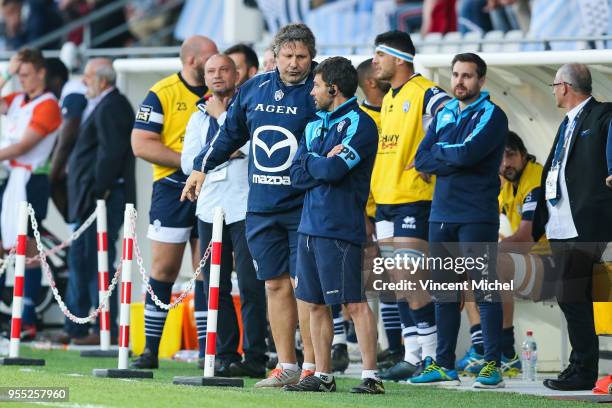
[{"xmin": 301, "ymin": 369, "xmax": 315, "ymax": 380}]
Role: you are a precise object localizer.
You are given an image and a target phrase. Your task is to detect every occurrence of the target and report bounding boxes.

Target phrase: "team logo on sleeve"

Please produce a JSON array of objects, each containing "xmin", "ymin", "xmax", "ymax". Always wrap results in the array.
[
  {"xmin": 337, "ymin": 120, "xmax": 346, "ymax": 133},
  {"xmin": 136, "ymin": 105, "xmax": 152, "ymax": 123},
  {"xmin": 274, "ymin": 90, "xmax": 284, "ymax": 101}
]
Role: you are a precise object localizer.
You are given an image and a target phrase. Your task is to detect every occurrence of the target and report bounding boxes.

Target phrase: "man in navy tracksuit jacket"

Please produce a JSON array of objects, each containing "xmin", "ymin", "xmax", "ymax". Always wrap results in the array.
[
  {"xmin": 412, "ymin": 53, "xmax": 509, "ymax": 389},
  {"xmin": 181, "ymin": 24, "xmax": 318, "ymax": 387},
  {"xmin": 284, "ymin": 57, "xmax": 383, "ymax": 394}
]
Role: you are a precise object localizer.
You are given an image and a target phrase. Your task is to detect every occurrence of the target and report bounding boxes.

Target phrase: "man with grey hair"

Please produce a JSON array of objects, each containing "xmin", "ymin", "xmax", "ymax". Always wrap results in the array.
[
  {"xmin": 533, "ymin": 63, "xmax": 612, "ymax": 391},
  {"xmin": 181, "ymin": 23, "xmax": 318, "ymax": 387},
  {"xmin": 65, "ymin": 58, "xmax": 136, "ymax": 345}
]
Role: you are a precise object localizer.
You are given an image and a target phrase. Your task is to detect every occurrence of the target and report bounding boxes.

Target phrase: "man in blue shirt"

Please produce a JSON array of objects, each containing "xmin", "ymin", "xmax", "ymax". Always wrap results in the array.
[
  {"xmin": 181, "ymin": 24, "xmax": 317, "ymax": 387},
  {"xmin": 412, "ymin": 53, "xmax": 508, "ymax": 389},
  {"xmin": 283, "ymin": 57, "xmax": 382, "ymax": 394}
]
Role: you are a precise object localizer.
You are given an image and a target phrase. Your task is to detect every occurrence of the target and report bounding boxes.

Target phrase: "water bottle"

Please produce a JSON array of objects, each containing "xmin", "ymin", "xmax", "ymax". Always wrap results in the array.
[{"xmin": 521, "ymin": 330, "xmax": 537, "ymax": 381}]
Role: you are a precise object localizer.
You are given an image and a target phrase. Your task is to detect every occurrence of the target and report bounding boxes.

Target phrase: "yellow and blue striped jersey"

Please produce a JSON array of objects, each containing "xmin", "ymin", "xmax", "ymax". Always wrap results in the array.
[
  {"xmin": 134, "ymin": 73, "xmax": 207, "ymax": 181},
  {"xmin": 370, "ymin": 74, "xmax": 449, "ymax": 205}
]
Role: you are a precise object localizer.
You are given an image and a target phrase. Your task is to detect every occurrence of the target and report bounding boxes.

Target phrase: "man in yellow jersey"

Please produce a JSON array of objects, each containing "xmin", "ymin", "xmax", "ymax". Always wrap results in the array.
[
  {"xmin": 371, "ymin": 31, "xmax": 450, "ymax": 381},
  {"xmin": 458, "ymin": 131, "xmax": 550, "ymax": 377},
  {"xmin": 130, "ymin": 36, "xmax": 218, "ymax": 370}
]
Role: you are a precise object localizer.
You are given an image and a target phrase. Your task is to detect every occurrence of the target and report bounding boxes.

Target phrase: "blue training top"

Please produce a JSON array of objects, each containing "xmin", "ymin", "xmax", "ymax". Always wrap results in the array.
[
  {"xmin": 291, "ymin": 97, "xmax": 378, "ymax": 244},
  {"xmin": 193, "ymin": 67, "xmax": 317, "ymax": 213},
  {"xmin": 415, "ymin": 91, "xmax": 509, "ymax": 224}
]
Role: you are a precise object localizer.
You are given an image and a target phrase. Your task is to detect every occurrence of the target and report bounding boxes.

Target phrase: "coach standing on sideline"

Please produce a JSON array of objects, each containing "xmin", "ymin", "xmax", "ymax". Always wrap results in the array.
[
  {"xmin": 285, "ymin": 57, "xmax": 383, "ymax": 394},
  {"xmin": 66, "ymin": 59, "xmax": 135, "ymax": 345},
  {"xmin": 182, "ymin": 23, "xmax": 318, "ymax": 388},
  {"xmin": 413, "ymin": 53, "xmax": 508, "ymax": 389},
  {"xmin": 533, "ymin": 63, "xmax": 612, "ymax": 391}
]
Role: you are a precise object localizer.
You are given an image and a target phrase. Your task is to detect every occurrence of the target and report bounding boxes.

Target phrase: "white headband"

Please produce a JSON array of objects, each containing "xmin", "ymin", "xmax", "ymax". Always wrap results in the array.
[{"xmin": 376, "ymin": 45, "xmax": 414, "ymax": 63}]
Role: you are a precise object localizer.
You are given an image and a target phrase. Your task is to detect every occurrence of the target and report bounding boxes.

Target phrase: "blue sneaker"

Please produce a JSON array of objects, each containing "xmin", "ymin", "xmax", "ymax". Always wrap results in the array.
[
  {"xmin": 473, "ymin": 361, "xmax": 505, "ymax": 389},
  {"xmin": 457, "ymin": 346, "xmax": 484, "ymax": 376},
  {"xmin": 501, "ymin": 353, "xmax": 521, "ymax": 377},
  {"xmin": 409, "ymin": 358, "xmax": 460, "ymax": 386}
]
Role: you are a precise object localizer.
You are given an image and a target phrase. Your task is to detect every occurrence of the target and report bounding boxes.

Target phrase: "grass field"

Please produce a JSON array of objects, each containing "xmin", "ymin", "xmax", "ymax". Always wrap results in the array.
[{"xmin": 0, "ymin": 347, "xmax": 593, "ymax": 408}]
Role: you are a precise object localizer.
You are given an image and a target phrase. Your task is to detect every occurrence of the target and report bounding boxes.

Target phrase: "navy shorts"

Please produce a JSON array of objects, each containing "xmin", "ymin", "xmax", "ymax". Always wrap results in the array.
[
  {"xmin": 295, "ymin": 234, "xmax": 364, "ymax": 305},
  {"xmin": 245, "ymin": 207, "xmax": 301, "ymax": 280},
  {"xmin": 375, "ymin": 201, "xmax": 431, "ymax": 240},
  {"xmin": 147, "ymin": 177, "xmax": 197, "ymax": 243}
]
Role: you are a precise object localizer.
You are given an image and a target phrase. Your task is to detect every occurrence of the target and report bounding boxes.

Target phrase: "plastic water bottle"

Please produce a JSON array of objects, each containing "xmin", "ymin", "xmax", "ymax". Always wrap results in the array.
[{"xmin": 521, "ymin": 331, "xmax": 537, "ymax": 381}]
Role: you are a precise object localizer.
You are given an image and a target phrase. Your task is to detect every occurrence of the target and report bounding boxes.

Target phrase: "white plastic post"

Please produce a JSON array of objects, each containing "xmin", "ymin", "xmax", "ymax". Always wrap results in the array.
[
  {"xmin": 203, "ymin": 207, "xmax": 224, "ymax": 378},
  {"xmin": 118, "ymin": 204, "xmax": 135, "ymax": 369},
  {"xmin": 8, "ymin": 201, "xmax": 28, "ymax": 358},
  {"xmin": 96, "ymin": 200, "xmax": 111, "ymax": 351}
]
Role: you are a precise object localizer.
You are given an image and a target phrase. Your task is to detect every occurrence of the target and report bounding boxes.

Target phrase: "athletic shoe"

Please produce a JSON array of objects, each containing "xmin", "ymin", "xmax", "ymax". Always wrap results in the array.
[
  {"xmin": 331, "ymin": 343, "xmax": 350, "ymax": 373},
  {"xmin": 473, "ymin": 361, "xmax": 505, "ymax": 389},
  {"xmin": 457, "ymin": 346, "xmax": 484, "ymax": 375},
  {"xmin": 350, "ymin": 378, "xmax": 385, "ymax": 394},
  {"xmin": 300, "ymin": 368, "xmax": 315, "ymax": 380},
  {"xmin": 130, "ymin": 348, "xmax": 159, "ymax": 369},
  {"xmin": 411, "ymin": 357, "xmax": 433, "ymax": 379},
  {"xmin": 379, "ymin": 360, "xmax": 418, "ymax": 381},
  {"xmin": 377, "ymin": 347, "xmax": 403, "ymax": 370},
  {"xmin": 229, "ymin": 360, "xmax": 267, "ymax": 378},
  {"xmin": 254, "ymin": 366, "xmax": 301, "ymax": 388},
  {"xmin": 501, "ymin": 353, "xmax": 521, "ymax": 377},
  {"xmin": 283, "ymin": 375, "xmax": 336, "ymax": 392},
  {"xmin": 409, "ymin": 359, "xmax": 461, "ymax": 386}
]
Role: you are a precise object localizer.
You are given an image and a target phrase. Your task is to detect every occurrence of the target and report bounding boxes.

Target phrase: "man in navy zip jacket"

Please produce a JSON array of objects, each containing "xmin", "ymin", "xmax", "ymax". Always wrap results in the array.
[
  {"xmin": 283, "ymin": 57, "xmax": 382, "ymax": 394},
  {"xmin": 411, "ymin": 53, "xmax": 509, "ymax": 389},
  {"xmin": 181, "ymin": 24, "xmax": 317, "ymax": 387}
]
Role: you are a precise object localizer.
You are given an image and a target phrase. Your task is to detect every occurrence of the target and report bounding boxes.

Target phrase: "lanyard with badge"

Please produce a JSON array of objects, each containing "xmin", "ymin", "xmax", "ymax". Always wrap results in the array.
[{"xmin": 545, "ymin": 108, "xmax": 583, "ymax": 201}]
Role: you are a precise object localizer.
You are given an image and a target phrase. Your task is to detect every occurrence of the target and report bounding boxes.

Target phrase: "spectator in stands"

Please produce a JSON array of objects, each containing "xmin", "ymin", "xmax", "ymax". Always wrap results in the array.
[
  {"xmin": 263, "ymin": 47, "xmax": 276, "ymax": 72},
  {"xmin": 486, "ymin": 0, "xmax": 521, "ymax": 32},
  {"xmin": 0, "ymin": 48, "xmax": 62, "ymax": 340},
  {"xmin": 64, "ymin": 58, "xmax": 135, "ymax": 346},
  {"xmin": 526, "ymin": 0, "xmax": 611, "ymax": 50},
  {"xmin": 1, "ymin": 0, "xmax": 63, "ymax": 50},
  {"xmin": 57, "ymin": 0, "xmax": 93, "ymax": 45},
  {"xmin": 534, "ymin": 63, "xmax": 612, "ymax": 391},
  {"xmin": 421, "ymin": 0, "xmax": 457, "ymax": 34},
  {"xmin": 225, "ymin": 43, "xmax": 259, "ymax": 88},
  {"xmin": 89, "ymin": 0, "xmax": 134, "ymax": 48},
  {"xmin": 182, "ymin": 53, "xmax": 268, "ymax": 378},
  {"xmin": 48, "ymin": 58, "xmax": 88, "ymax": 222},
  {"xmin": 457, "ymin": 0, "xmax": 492, "ymax": 34}
]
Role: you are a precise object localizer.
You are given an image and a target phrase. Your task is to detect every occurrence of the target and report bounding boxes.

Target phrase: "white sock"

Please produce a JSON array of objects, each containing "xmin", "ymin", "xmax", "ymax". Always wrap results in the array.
[
  {"xmin": 417, "ymin": 330, "xmax": 437, "ymax": 360},
  {"xmin": 402, "ymin": 326, "xmax": 421, "ymax": 365},
  {"xmin": 280, "ymin": 362, "xmax": 299, "ymax": 371},
  {"xmin": 361, "ymin": 369, "xmax": 379, "ymax": 380},
  {"xmin": 315, "ymin": 371, "xmax": 333, "ymax": 383},
  {"xmin": 302, "ymin": 362, "xmax": 315, "ymax": 371}
]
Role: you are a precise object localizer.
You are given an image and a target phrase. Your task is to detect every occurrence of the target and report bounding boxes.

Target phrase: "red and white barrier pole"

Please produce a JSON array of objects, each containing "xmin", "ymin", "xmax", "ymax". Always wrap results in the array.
[
  {"xmin": 203, "ymin": 207, "xmax": 224, "ymax": 378},
  {"xmin": 118, "ymin": 203, "xmax": 134, "ymax": 369},
  {"xmin": 96, "ymin": 200, "xmax": 111, "ymax": 351},
  {"xmin": 172, "ymin": 207, "xmax": 242, "ymax": 387},
  {"xmin": 0, "ymin": 202, "xmax": 44, "ymax": 366},
  {"xmin": 8, "ymin": 201, "xmax": 27, "ymax": 358},
  {"xmin": 93, "ymin": 203, "xmax": 152, "ymax": 378}
]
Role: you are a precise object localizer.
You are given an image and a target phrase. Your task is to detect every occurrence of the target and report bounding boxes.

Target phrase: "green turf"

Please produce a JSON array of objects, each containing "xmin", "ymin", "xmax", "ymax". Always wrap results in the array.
[{"xmin": 0, "ymin": 347, "xmax": 592, "ymax": 408}]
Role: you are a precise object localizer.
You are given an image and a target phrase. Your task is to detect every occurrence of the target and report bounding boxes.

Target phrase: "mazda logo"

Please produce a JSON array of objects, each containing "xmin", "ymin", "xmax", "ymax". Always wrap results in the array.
[{"xmin": 252, "ymin": 125, "xmax": 298, "ymax": 173}]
